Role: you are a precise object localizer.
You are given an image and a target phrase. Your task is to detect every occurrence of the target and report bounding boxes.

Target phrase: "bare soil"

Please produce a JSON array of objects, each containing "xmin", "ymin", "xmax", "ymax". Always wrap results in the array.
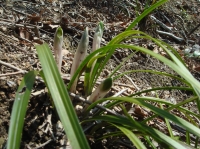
[{"xmin": 0, "ymin": 0, "xmax": 200, "ymax": 148}]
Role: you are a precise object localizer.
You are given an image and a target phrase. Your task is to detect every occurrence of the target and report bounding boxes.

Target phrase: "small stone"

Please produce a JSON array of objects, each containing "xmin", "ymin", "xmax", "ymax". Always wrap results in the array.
[{"xmin": 7, "ymin": 81, "xmax": 16, "ymax": 88}]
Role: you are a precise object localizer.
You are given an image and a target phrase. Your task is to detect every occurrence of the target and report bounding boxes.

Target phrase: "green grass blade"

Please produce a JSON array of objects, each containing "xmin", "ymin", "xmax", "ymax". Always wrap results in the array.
[
  {"xmin": 127, "ymin": 35, "xmax": 186, "ymax": 65},
  {"xmin": 129, "ymin": 86, "xmax": 193, "ymax": 97},
  {"xmin": 112, "ymin": 124, "xmax": 147, "ymax": 149},
  {"xmin": 35, "ymin": 43, "xmax": 90, "ymax": 149},
  {"xmin": 7, "ymin": 71, "xmax": 37, "ymax": 149},
  {"xmin": 87, "ymin": 95, "xmax": 200, "ymax": 120},
  {"xmin": 84, "ymin": 66, "xmax": 91, "ymax": 96},
  {"xmin": 126, "ymin": 0, "xmax": 168, "ymax": 31},
  {"xmin": 85, "ymin": 115, "xmax": 186, "ymax": 148},
  {"xmin": 109, "ymin": 50, "xmax": 137, "ymax": 78},
  {"xmin": 106, "ymin": 97, "xmax": 200, "ymax": 137},
  {"xmin": 67, "ymin": 46, "xmax": 108, "ymax": 90},
  {"xmin": 116, "ymin": 104, "xmax": 147, "ymax": 148},
  {"xmin": 91, "ymin": 47, "xmax": 116, "ymax": 87},
  {"xmin": 186, "ymin": 131, "xmax": 190, "ymax": 145},
  {"xmin": 86, "ymin": 95, "xmax": 200, "ymax": 137},
  {"xmin": 160, "ymin": 104, "xmax": 174, "ymax": 139},
  {"xmin": 96, "ymin": 131, "xmax": 124, "ymax": 141},
  {"xmin": 106, "ymin": 30, "xmax": 199, "ymax": 97},
  {"xmin": 144, "ymin": 136, "xmax": 157, "ymax": 149},
  {"xmin": 100, "ymin": 44, "xmax": 200, "ymax": 98},
  {"xmin": 85, "ymin": 54, "xmax": 106, "ymax": 95},
  {"xmin": 113, "ymin": 69, "xmax": 189, "ymax": 86},
  {"xmin": 140, "ymin": 96, "xmax": 200, "ymax": 123}
]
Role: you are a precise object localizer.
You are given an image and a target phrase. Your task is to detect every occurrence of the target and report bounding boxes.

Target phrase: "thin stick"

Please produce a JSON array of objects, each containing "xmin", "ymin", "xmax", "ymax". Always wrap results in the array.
[
  {"xmin": 0, "ymin": 60, "xmax": 26, "ymax": 73},
  {"xmin": 187, "ymin": 23, "xmax": 200, "ymax": 37},
  {"xmin": 0, "ymin": 71, "xmax": 23, "ymax": 77},
  {"xmin": 113, "ymin": 88, "xmax": 128, "ymax": 97},
  {"xmin": 150, "ymin": 15, "xmax": 173, "ymax": 32},
  {"xmin": 70, "ymin": 92, "xmax": 125, "ymax": 118},
  {"xmin": 156, "ymin": 30, "xmax": 194, "ymax": 43},
  {"xmin": 33, "ymin": 139, "xmax": 52, "ymax": 149}
]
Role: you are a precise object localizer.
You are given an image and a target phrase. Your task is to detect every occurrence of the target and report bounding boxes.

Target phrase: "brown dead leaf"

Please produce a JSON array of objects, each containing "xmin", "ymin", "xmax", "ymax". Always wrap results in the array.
[
  {"xmin": 28, "ymin": 14, "xmax": 41, "ymax": 23},
  {"xmin": 194, "ymin": 65, "xmax": 200, "ymax": 72},
  {"xmin": 134, "ymin": 105, "xmax": 148, "ymax": 118},
  {"xmin": 19, "ymin": 28, "xmax": 33, "ymax": 41}
]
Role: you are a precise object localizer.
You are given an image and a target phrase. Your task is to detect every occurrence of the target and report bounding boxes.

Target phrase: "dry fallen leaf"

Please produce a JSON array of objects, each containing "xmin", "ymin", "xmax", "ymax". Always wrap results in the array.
[{"xmin": 134, "ymin": 105, "xmax": 148, "ymax": 118}]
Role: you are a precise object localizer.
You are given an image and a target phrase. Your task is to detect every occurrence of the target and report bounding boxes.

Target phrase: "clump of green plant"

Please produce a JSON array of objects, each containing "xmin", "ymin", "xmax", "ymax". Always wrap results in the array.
[{"xmin": 7, "ymin": 0, "xmax": 200, "ymax": 148}]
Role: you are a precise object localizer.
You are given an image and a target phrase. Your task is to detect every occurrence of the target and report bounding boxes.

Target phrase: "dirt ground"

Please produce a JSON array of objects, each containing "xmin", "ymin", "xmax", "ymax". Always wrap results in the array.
[{"xmin": 0, "ymin": 0, "xmax": 200, "ymax": 148}]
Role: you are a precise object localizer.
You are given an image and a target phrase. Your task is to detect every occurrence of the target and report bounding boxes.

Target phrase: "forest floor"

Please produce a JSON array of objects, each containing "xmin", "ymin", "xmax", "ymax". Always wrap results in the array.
[{"xmin": 0, "ymin": 0, "xmax": 200, "ymax": 148}]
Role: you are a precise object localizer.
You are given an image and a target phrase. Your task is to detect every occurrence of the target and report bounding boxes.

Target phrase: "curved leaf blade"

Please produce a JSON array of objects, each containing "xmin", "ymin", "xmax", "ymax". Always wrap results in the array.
[
  {"xmin": 85, "ymin": 115, "xmax": 186, "ymax": 149},
  {"xmin": 106, "ymin": 97, "xmax": 200, "ymax": 138},
  {"xmin": 7, "ymin": 71, "xmax": 37, "ymax": 149},
  {"xmin": 35, "ymin": 43, "xmax": 90, "ymax": 149},
  {"xmin": 112, "ymin": 123, "xmax": 147, "ymax": 149},
  {"xmin": 126, "ymin": 0, "xmax": 168, "ymax": 31}
]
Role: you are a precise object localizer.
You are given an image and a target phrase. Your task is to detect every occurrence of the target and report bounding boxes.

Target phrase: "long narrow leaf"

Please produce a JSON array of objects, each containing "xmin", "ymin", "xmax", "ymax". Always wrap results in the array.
[
  {"xmin": 95, "ymin": 43, "xmax": 200, "ymax": 97},
  {"xmin": 105, "ymin": 97, "xmax": 200, "ymax": 137},
  {"xmin": 84, "ymin": 54, "xmax": 106, "ymax": 96},
  {"xmin": 35, "ymin": 43, "xmax": 90, "ymax": 149},
  {"xmin": 113, "ymin": 69, "xmax": 189, "ymax": 86},
  {"xmin": 7, "ymin": 71, "xmax": 37, "ymax": 149},
  {"xmin": 85, "ymin": 115, "xmax": 186, "ymax": 148},
  {"xmin": 112, "ymin": 124, "xmax": 147, "ymax": 149},
  {"xmin": 126, "ymin": 0, "xmax": 168, "ymax": 31},
  {"xmin": 86, "ymin": 96, "xmax": 200, "ymax": 138}
]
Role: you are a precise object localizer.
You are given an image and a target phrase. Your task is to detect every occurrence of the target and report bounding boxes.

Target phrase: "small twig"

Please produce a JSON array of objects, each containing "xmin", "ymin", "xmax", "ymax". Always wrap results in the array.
[
  {"xmin": 176, "ymin": 15, "xmax": 188, "ymax": 35},
  {"xmin": 111, "ymin": 86, "xmax": 129, "ymax": 96},
  {"xmin": 70, "ymin": 92, "xmax": 125, "ymax": 118},
  {"xmin": 187, "ymin": 23, "xmax": 200, "ymax": 37},
  {"xmin": 18, "ymin": 36, "xmax": 32, "ymax": 43},
  {"xmin": 62, "ymin": 74, "xmax": 136, "ymax": 90},
  {"xmin": 0, "ymin": 60, "xmax": 26, "ymax": 73},
  {"xmin": 116, "ymin": 71, "xmax": 140, "ymax": 91},
  {"xmin": 98, "ymin": 88, "xmax": 128, "ymax": 110},
  {"xmin": 12, "ymin": 7, "xmax": 30, "ymax": 16},
  {"xmin": 25, "ymin": 144, "xmax": 32, "ymax": 149},
  {"xmin": 156, "ymin": 30, "xmax": 194, "ymax": 43},
  {"xmin": 124, "ymin": 74, "xmax": 140, "ymax": 91},
  {"xmin": 44, "ymin": 111, "xmax": 52, "ymax": 134},
  {"xmin": 0, "ymin": 20, "xmax": 39, "ymax": 29},
  {"xmin": 112, "ymin": 54, "xmax": 121, "ymax": 64},
  {"xmin": 156, "ymin": 30, "xmax": 183, "ymax": 42},
  {"xmin": 150, "ymin": 15, "xmax": 173, "ymax": 32},
  {"xmin": 113, "ymin": 82, "xmax": 136, "ymax": 89},
  {"xmin": 124, "ymin": 0, "xmax": 136, "ymax": 8},
  {"xmin": 160, "ymin": 12, "xmax": 173, "ymax": 27},
  {"xmin": 33, "ymin": 139, "xmax": 52, "ymax": 149},
  {"xmin": 71, "ymin": 4, "xmax": 87, "ymax": 21},
  {"xmin": 112, "ymin": 88, "xmax": 128, "ymax": 97},
  {"xmin": 0, "ymin": 71, "xmax": 24, "ymax": 77},
  {"xmin": 0, "ymin": 60, "xmax": 44, "ymax": 85},
  {"xmin": 66, "ymin": 21, "xmax": 97, "ymax": 25},
  {"xmin": 175, "ymin": 15, "xmax": 189, "ymax": 44}
]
